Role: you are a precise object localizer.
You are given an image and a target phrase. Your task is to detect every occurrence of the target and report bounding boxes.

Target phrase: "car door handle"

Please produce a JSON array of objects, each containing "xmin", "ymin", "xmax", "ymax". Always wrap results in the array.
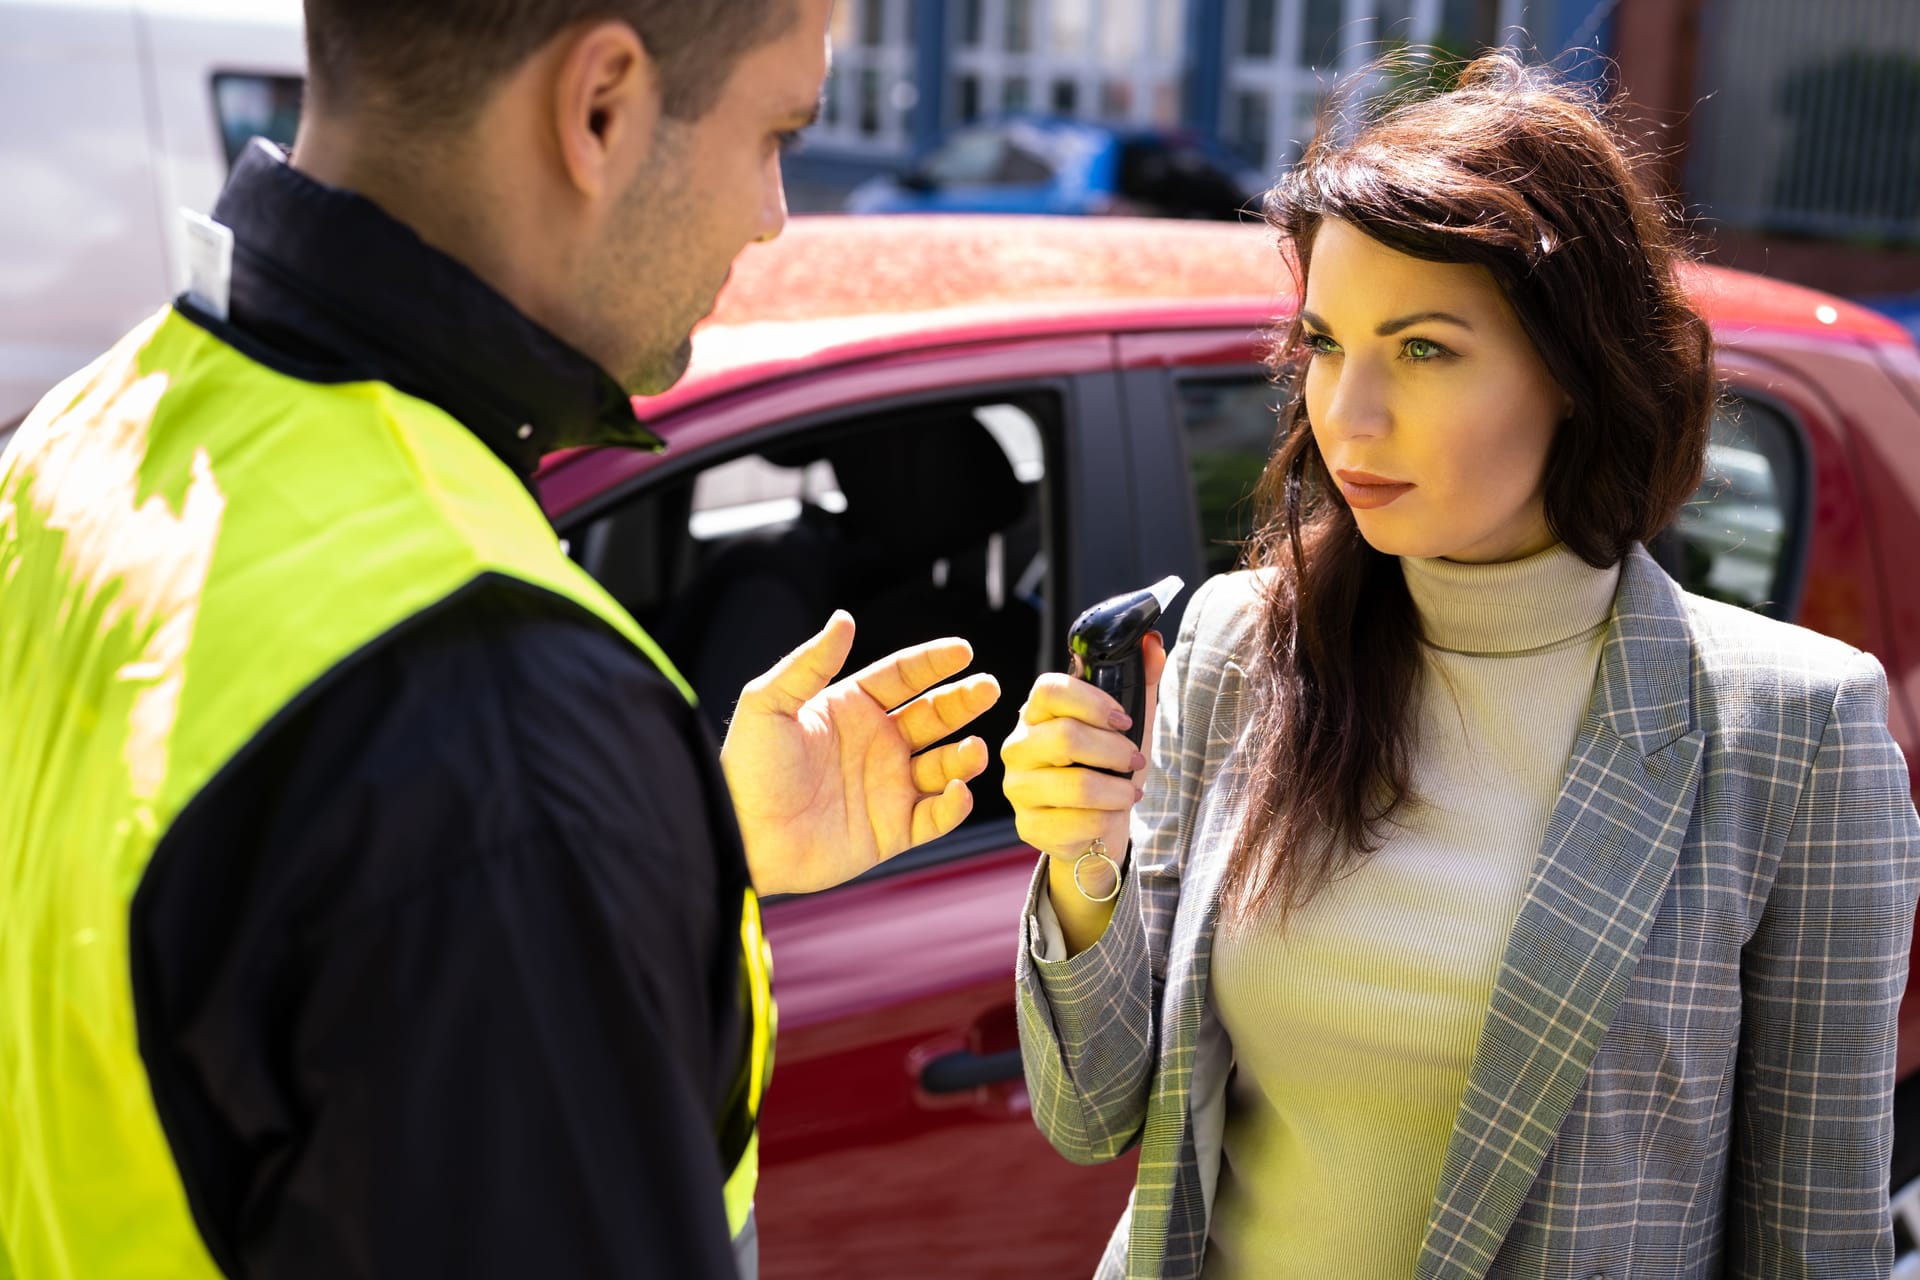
[{"xmin": 919, "ymin": 1046, "xmax": 1025, "ymax": 1093}]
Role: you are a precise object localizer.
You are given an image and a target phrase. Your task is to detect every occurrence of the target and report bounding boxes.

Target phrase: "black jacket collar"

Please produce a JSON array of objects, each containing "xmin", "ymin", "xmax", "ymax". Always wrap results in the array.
[{"xmin": 207, "ymin": 140, "xmax": 663, "ymax": 484}]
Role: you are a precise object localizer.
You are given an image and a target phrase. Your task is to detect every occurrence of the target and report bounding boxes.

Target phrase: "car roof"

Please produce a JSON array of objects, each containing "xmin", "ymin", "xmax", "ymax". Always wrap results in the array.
[{"xmin": 631, "ymin": 214, "xmax": 1911, "ymax": 420}]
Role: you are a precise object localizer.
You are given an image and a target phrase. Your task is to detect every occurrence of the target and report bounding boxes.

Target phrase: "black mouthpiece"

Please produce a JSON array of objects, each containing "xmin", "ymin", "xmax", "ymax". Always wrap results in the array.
[{"xmin": 1068, "ymin": 575, "xmax": 1185, "ymax": 664}]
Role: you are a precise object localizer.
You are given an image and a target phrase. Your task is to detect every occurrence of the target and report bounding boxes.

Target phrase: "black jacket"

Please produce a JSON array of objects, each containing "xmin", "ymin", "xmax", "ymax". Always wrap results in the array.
[{"xmin": 129, "ymin": 141, "xmax": 749, "ymax": 1278}]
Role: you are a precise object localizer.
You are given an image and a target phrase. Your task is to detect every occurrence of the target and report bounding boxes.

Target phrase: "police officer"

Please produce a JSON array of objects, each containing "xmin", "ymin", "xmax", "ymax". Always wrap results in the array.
[{"xmin": 0, "ymin": 2, "xmax": 1000, "ymax": 1276}]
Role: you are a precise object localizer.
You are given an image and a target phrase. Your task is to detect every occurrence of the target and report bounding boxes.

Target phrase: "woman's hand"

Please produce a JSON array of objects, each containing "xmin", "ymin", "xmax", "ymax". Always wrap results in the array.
[{"xmin": 1001, "ymin": 633, "xmax": 1167, "ymax": 954}]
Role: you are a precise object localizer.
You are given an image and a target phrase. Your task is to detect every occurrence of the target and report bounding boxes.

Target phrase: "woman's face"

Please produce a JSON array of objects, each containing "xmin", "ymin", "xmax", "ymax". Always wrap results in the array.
[{"xmin": 1300, "ymin": 218, "xmax": 1571, "ymax": 564}]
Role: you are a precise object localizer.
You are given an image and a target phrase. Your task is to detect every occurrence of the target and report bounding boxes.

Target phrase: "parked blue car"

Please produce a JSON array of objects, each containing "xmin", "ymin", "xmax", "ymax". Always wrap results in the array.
[{"xmin": 844, "ymin": 117, "xmax": 1264, "ymax": 221}]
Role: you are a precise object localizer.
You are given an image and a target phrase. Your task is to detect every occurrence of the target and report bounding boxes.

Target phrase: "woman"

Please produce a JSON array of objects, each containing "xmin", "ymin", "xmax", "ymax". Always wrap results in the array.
[{"xmin": 1002, "ymin": 52, "xmax": 1920, "ymax": 1280}]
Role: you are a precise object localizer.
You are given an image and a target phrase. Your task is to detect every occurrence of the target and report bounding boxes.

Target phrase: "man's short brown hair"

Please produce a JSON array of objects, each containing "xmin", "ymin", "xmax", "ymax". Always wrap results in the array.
[{"xmin": 303, "ymin": 0, "xmax": 794, "ymax": 128}]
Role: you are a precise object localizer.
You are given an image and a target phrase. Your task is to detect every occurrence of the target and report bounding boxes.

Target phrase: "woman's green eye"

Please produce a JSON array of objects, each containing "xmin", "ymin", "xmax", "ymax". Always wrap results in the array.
[
  {"xmin": 1306, "ymin": 333, "xmax": 1339, "ymax": 354},
  {"xmin": 1405, "ymin": 338, "xmax": 1443, "ymax": 360}
]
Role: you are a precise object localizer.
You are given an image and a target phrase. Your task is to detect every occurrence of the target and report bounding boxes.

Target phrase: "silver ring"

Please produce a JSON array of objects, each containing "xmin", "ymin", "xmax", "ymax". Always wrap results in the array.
[{"xmin": 1073, "ymin": 838, "xmax": 1122, "ymax": 903}]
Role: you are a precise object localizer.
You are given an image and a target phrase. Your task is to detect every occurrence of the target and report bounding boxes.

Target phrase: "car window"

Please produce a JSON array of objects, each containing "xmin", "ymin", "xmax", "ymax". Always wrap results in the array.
[
  {"xmin": 1173, "ymin": 374, "xmax": 1282, "ymax": 577},
  {"xmin": 571, "ymin": 392, "xmax": 1058, "ymax": 830},
  {"xmin": 1654, "ymin": 395, "xmax": 1807, "ymax": 619},
  {"xmin": 924, "ymin": 127, "xmax": 1055, "ymax": 186},
  {"xmin": 212, "ymin": 73, "xmax": 303, "ymax": 171},
  {"xmin": 997, "ymin": 142, "xmax": 1055, "ymax": 184},
  {"xmin": 1172, "ymin": 372, "xmax": 1810, "ymax": 619}
]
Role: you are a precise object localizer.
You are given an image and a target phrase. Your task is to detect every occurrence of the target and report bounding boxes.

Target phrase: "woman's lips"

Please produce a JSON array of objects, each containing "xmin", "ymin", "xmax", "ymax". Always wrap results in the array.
[{"xmin": 1334, "ymin": 469, "xmax": 1415, "ymax": 510}]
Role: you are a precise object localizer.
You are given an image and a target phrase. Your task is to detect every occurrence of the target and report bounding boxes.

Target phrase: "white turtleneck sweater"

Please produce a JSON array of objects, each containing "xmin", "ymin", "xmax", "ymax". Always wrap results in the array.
[{"xmin": 1200, "ymin": 543, "xmax": 1622, "ymax": 1279}]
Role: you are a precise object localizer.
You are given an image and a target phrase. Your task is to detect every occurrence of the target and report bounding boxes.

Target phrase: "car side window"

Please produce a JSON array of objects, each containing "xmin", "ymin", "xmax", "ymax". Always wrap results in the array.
[
  {"xmin": 572, "ymin": 392, "xmax": 1056, "ymax": 831},
  {"xmin": 211, "ymin": 73, "xmax": 303, "ymax": 170},
  {"xmin": 1172, "ymin": 372, "xmax": 1810, "ymax": 620},
  {"xmin": 1173, "ymin": 374, "xmax": 1282, "ymax": 577},
  {"xmin": 1653, "ymin": 394, "xmax": 1808, "ymax": 619},
  {"xmin": 998, "ymin": 143, "xmax": 1056, "ymax": 185},
  {"xmin": 925, "ymin": 127, "xmax": 1055, "ymax": 187}
]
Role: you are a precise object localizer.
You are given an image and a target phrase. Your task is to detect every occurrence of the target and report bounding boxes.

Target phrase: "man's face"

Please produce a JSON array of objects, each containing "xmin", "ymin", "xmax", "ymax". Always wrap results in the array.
[{"xmin": 580, "ymin": 0, "xmax": 833, "ymax": 394}]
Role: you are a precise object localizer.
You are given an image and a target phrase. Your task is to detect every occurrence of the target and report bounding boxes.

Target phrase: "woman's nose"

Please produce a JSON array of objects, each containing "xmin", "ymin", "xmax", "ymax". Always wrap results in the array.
[{"xmin": 1323, "ymin": 361, "xmax": 1391, "ymax": 441}]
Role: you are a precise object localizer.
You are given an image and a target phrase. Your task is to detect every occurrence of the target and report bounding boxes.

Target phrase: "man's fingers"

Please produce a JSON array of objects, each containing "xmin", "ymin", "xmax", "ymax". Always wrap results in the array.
[
  {"xmin": 739, "ymin": 610, "xmax": 856, "ymax": 716},
  {"xmin": 910, "ymin": 780, "xmax": 974, "ymax": 848},
  {"xmin": 1019, "ymin": 671, "xmax": 1128, "ymax": 728},
  {"xmin": 851, "ymin": 636, "xmax": 975, "ymax": 711},
  {"xmin": 892, "ymin": 673, "xmax": 1002, "ymax": 751},
  {"xmin": 911, "ymin": 737, "xmax": 989, "ymax": 794}
]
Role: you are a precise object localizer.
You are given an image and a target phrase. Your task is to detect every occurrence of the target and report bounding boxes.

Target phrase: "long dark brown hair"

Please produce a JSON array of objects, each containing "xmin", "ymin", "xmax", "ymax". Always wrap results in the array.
[{"xmin": 1224, "ymin": 50, "xmax": 1714, "ymax": 922}]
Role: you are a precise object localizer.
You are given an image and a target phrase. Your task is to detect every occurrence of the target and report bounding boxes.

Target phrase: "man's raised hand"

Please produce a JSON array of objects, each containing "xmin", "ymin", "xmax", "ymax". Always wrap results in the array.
[{"xmin": 720, "ymin": 611, "xmax": 1002, "ymax": 895}]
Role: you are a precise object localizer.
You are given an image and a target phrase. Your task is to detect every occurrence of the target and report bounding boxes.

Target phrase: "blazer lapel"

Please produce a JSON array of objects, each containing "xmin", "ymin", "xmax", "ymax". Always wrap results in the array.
[
  {"xmin": 1417, "ymin": 547, "xmax": 1705, "ymax": 1280},
  {"xmin": 1127, "ymin": 655, "xmax": 1249, "ymax": 1277}
]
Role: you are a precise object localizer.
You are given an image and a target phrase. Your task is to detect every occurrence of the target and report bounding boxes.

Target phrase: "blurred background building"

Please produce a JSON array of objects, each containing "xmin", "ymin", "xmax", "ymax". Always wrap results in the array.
[
  {"xmin": 4, "ymin": 0, "xmax": 1919, "ymax": 431},
  {"xmin": 787, "ymin": 0, "xmax": 1920, "ymax": 300},
  {"xmin": 787, "ymin": 0, "xmax": 1599, "ymax": 209}
]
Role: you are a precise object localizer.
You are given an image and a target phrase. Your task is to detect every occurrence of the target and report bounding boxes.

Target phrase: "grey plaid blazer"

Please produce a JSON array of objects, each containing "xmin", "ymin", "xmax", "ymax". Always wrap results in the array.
[{"xmin": 1016, "ymin": 546, "xmax": 1920, "ymax": 1279}]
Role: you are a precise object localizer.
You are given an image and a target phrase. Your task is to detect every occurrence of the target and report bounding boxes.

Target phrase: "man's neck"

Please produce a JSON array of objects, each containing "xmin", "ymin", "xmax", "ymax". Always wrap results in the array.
[{"xmin": 289, "ymin": 118, "xmax": 535, "ymax": 322}]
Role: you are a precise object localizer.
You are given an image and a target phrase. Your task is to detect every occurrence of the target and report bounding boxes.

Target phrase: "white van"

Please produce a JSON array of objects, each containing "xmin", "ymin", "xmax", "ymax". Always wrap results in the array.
[{"xmin": 0, "ymin": 0, "xmax": 304, "ymax": 432}]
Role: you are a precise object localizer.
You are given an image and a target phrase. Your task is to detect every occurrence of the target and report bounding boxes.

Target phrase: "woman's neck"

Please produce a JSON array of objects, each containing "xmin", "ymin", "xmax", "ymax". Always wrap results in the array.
[{"xmin": 1401, "ymin": 543, "xmax": 1620, "ymax": 656}]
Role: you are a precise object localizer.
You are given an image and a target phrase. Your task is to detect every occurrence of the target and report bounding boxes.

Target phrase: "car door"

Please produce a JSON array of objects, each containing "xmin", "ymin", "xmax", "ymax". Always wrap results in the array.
[{"xmin": 543, "ymin": 332, "xmax": 1143, "ymax": 1278}]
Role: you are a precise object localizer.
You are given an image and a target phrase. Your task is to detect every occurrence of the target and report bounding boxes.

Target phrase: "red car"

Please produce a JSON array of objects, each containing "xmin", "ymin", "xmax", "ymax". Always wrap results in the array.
[{"xmin": 535, "ymin": 215, "xmax": 1920, "ymax": 1278}]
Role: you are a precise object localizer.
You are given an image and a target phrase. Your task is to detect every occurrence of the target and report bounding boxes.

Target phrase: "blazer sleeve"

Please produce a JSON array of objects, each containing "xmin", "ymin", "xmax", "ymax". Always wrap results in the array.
[
  {"xmin": 1014, "ymin": 574, "xmax": 1223, "ymax": 1165},
  {"xmin": 1728, "ymin": 649, "xmax": 1920, "ymax": 1278}
]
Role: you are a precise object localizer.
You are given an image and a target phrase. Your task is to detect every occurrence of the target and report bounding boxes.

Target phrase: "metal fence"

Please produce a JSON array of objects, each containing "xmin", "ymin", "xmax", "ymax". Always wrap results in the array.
[{"xmin": 1688, "ymin": 0, "xmax": 1920, "ymax": 245}]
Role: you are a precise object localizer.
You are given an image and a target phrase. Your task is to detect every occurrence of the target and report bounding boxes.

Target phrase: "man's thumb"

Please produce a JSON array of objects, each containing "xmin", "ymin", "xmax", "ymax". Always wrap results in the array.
[{"xmin": 741, "ymin": 610, "xmax": 857, "ymax": 716}]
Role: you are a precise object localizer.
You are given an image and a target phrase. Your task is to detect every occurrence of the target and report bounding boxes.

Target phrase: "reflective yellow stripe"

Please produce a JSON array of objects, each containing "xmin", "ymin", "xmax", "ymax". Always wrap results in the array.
[
  {"xmin": 741, "ymin": 888, "xmax": 776, "ymax": 1114},
  {"xmin": 725, "ymin": 887, "xmax": 776, "ymax": 1238}
]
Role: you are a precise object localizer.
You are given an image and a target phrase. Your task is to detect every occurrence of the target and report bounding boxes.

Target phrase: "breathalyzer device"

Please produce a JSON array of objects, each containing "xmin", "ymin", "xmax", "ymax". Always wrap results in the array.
[{"xmin": 1067, "ymin": 575, "xmax": 1185, "ymax": 777}]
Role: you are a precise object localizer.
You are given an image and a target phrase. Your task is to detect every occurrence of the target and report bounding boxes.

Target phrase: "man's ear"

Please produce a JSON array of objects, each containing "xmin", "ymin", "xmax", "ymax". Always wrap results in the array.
[{"xmin": 552, "ymin": 20, "xmax": 661, "ymax": 199}]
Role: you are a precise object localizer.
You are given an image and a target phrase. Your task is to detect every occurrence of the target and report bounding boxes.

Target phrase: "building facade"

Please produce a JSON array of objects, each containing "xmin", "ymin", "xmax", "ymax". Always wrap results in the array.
[
  {"xmin": 789, "ymin": 0, "xmax": 1609, "ymax": 208},
  {"xmin": 1610, "ymin": 0, "xmax": 1920, "ymax": 296}
]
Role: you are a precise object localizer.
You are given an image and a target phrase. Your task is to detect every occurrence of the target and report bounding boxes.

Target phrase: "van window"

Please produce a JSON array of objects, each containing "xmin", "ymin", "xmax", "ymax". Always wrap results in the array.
[{"xmin": 212, "ymin": 74, "xmax": 304, "ymax": 170}]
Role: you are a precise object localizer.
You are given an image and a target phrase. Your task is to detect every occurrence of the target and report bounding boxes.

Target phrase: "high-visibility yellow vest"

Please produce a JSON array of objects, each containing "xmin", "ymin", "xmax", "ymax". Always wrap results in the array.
[{"xmin": 0, "ymin": 307, "xmax": 773, "ymax": 1278}]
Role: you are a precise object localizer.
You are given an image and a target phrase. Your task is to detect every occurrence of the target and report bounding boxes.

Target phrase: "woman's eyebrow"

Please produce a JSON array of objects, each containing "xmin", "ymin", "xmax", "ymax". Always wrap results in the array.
[
  {"xmin": 1375, "ymin": 310, "xmax": 1474, "ymax": 335},
  {"xmin": 1300, "ymin": 308, "xmax": 1475, "ymax": 335}
]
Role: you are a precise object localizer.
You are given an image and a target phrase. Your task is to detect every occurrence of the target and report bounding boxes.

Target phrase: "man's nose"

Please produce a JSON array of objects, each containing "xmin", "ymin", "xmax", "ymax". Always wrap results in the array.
[{"xmin": 757, "ymin": 150, "xmax": 790, "ymax": 244}]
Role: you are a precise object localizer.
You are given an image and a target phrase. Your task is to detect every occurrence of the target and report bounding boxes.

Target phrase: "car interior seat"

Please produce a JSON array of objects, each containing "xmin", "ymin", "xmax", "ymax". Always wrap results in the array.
[
  {"xmin": 817, "ymin": 411, "xmax": 1038, "ymax": 824},
  {"xmin": 658, "ymin": 408, "xmax": 1042, "ymax": 829}
]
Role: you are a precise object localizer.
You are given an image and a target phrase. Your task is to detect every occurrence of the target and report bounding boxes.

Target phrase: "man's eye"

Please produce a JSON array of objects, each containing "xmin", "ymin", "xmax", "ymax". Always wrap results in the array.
[{"xmin": 777, "ymin": 130, "xmax": 807, "ymax": 155}]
